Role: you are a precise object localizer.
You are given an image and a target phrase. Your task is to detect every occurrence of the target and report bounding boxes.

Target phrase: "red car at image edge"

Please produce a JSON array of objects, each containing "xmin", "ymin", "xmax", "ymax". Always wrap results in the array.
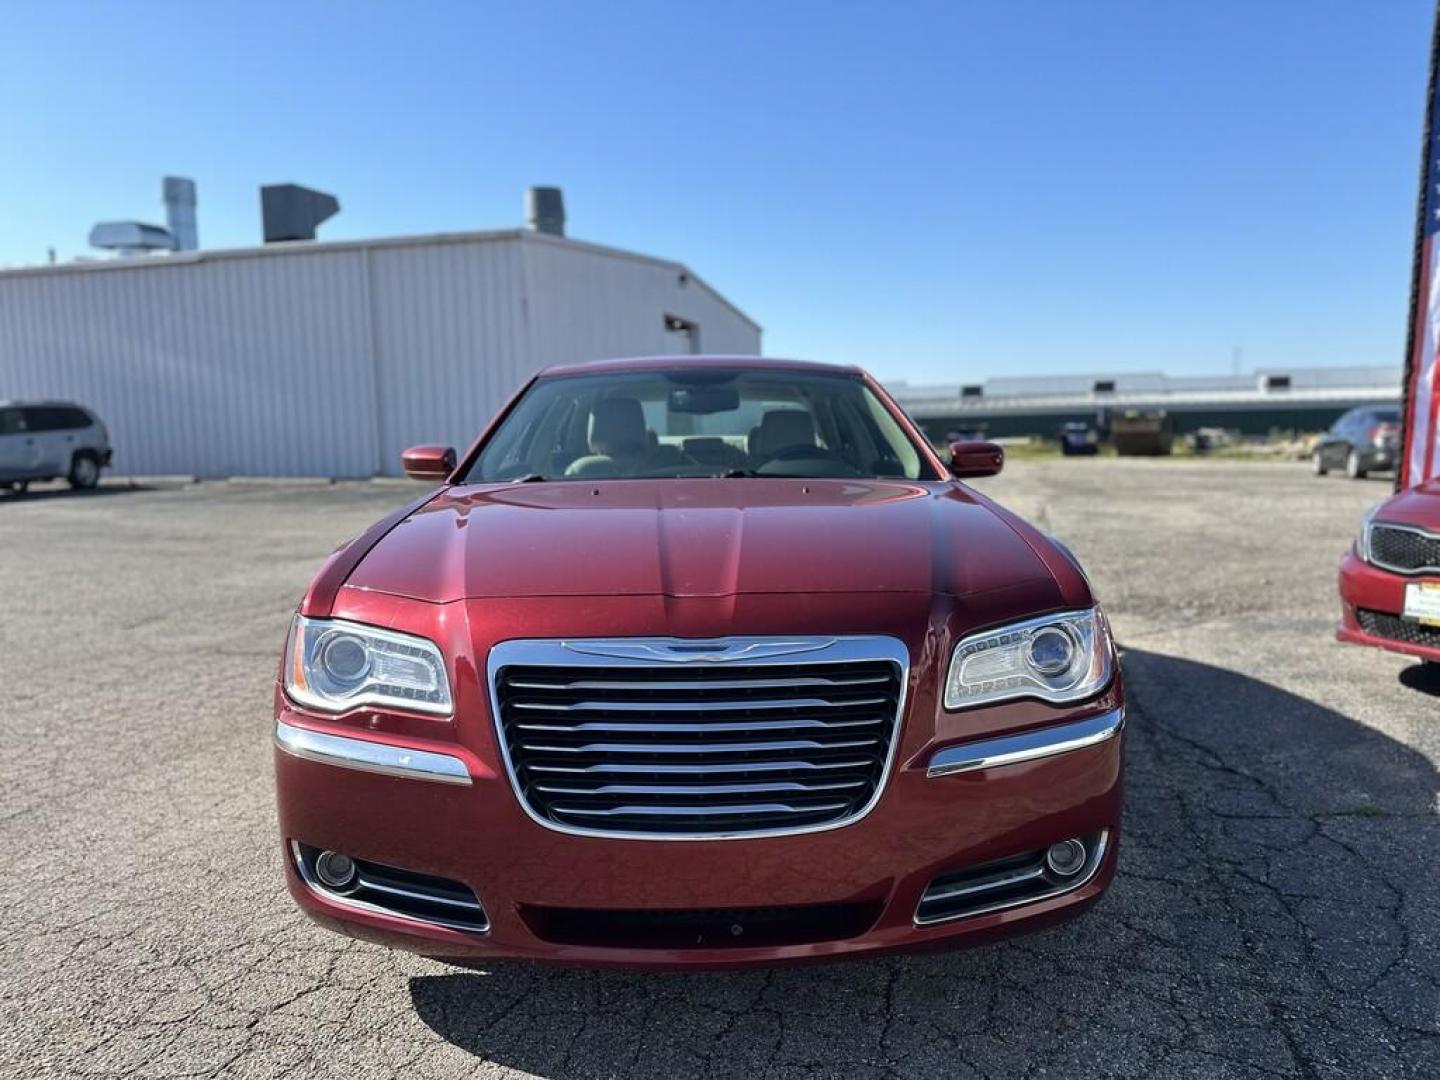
[
  {"xmin": 274, "ymin": 356, "xmax": 1125, "ymax": 968},
  {"xmin": 1337, "ymin": 478, "xmax": 1440, "ymax": 666}
]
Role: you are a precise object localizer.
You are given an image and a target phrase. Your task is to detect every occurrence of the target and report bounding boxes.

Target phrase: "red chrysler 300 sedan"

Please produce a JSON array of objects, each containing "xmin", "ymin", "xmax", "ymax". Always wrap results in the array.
[
  {"xmin": 274, "ymin": 357, "xmax": 1125, "ymax": 968},
  {"xmin": 1337, "ymin": 479, "xmax": 1440, "ymax": 666}
]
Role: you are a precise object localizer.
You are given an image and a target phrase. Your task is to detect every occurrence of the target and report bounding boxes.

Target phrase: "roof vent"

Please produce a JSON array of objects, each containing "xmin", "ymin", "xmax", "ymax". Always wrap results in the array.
[
  {"xmin": 261, "ymin": 184, "xmax": 341, "ymax": 243},
  {"xmin": 961, "ymin": 385, "xmax": 984, "ymax": 399},
  {"xmin": 1093, "ymin": 379, "xmax": 1116, "ymax": 394},
  {"xmin": 163, "ymin": 177, "xmax": 198, "ymax": 251},
  {"xmin": 87, "ymin": 221, "xmax": 175, "ymax": 256},
  {"xmin": 526, "ymin": 187, "xmax": 566, "ymax": 236},
  {"xmin": 1260, "ymin": 374, "xmax": 1292, "ymax": 391}
]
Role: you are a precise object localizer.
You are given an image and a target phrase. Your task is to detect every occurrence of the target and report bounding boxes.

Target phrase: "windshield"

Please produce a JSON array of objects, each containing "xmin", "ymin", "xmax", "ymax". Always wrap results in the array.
[{"xmin": 461, "ymin": 368, "xmax": 935, "ymax": 482}]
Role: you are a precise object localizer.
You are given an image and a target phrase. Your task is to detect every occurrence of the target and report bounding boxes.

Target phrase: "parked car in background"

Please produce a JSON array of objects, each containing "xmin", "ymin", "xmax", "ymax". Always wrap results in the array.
[
  {"xmin": 0, "ymin": 401, "xmax": 111, "ymax": 493},
  {"xmin": 273, "ymin": 356, "xmax": 1124, "ymax": 969},
  {"xmin": 1313, "ymin": 406, "xmax": 1400, "ymax": 479},
  {"xmin": 1059, "ymin": 421, "xmax": 1100, "ymax": 456},
  {"xmin": 1337, "ymin": 481, "xmax": 1440, "ymax": 667}
]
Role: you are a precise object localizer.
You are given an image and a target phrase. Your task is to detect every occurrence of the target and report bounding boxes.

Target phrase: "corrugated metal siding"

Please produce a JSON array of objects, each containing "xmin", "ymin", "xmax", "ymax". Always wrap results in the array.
[
  {"xmin": 369, "ymin": 240, "xmax": 531, "ymax": 469},
  {"xmin": 521, "ymin": 236, "xmax": 760, "ymax": 365},
  {"xmin": 0, "ymin": 233, "xmax": 759, "ymax": 477}
]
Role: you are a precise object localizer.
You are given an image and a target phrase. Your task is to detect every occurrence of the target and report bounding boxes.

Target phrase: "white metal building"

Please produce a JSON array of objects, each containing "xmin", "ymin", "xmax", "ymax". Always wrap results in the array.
[{"xmin": 0, "ymin": 230, "xmax": 760, "ymax": 477}]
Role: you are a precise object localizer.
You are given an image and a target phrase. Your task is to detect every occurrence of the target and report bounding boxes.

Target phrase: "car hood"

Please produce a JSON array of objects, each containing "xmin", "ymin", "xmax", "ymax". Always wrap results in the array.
[
  {"xmin": 1374, "ymin": 479, "xmax": 1440, "ymax": 529},
  {"xmin": 343, "ymin": 478, "xmax": 1061, "ymax": 602}
]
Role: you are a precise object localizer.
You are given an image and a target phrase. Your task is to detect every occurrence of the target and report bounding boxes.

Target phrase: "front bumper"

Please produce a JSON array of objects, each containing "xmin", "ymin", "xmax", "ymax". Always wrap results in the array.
[
  {"xmin": 1336, "ymin": 551, "xmax": 1440, "ymax": 663},
  {"xmin": 275, "ymin": 696, "xmax": 1125, "ymax": 969},
  {"xmin": 1361, "ymin": 446, "xmax": 1398, "ymax": 470}
]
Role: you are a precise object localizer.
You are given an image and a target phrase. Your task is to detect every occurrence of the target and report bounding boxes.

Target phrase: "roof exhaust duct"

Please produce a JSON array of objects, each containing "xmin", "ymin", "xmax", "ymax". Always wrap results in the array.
[
  {"xmin": 525, "ymin": 186, "xmax": 565, "ymax": 237},
  {"xmin": 261, "ymin": 183, "xmax": 341, "ymax": 243},
  {"xmin": 163, "ymin": 176, "xmax": 198, "ymax": 252}
]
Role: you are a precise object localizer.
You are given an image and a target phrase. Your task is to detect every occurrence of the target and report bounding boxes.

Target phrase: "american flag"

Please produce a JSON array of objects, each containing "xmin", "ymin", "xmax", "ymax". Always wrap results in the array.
[{"xmin": 1402, "ymin": 10, "xmax": 1440, "ymax": 488}]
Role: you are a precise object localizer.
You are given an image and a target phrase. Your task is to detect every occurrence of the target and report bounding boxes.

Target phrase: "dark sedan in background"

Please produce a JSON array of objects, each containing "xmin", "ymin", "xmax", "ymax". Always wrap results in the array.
[{"xmin": 1313, "ymin": 406, "xmax": 1401, "ymax": 479}]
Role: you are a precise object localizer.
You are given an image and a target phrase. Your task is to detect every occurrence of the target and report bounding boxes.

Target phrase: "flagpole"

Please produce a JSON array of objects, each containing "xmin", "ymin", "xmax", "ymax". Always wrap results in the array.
[{"xmin": 1399, "ymin": 1, "xmax": 1440, "ymax": 490}]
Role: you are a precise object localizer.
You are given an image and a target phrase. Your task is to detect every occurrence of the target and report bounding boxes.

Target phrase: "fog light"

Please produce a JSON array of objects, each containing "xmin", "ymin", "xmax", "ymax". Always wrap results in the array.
[
  {"xmin": 315, "ymin": 850, "xmax": 357, "ymax": 890},
  {"xmin": 1045, "ymin": 839, "xmax": 1087, "ymax": 877}
]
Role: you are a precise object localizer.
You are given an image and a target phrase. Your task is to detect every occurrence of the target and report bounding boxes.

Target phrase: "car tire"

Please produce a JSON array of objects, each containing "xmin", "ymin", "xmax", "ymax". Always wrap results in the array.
[
  {"xmin": 68, "ymin": 452, "xmax": 100, "ymax": 490},
  {"xmin": 1313, "ymin": 450, "xmax": 1328, "ymax": 476},
  {"xmin": 1345, "ymin": 449, "xmax": 1366, "ymax": 480}
]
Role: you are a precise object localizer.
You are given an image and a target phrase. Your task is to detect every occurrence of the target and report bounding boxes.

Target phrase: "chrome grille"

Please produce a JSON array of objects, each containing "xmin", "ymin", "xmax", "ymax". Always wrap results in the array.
[
  {"xmin": 1370, "ymin": 523, "xmax": 1440, "ymax": 574},
  {"xmin": 489, "ymin": 637, "xmax": 907, "ymax": 839}
]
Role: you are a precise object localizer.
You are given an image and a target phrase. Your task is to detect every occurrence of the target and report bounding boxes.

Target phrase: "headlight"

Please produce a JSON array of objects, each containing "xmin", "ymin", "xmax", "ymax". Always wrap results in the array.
[
  {"xmin": 944, "ymin": 608, "xmax": 1113, "ymax": 710},
  {"xmin": 285, "ymin": 616, "xmax": 452, "ymax": 716},
  {"xmin": 1356, "ymin": 505, "xmax": 1381, "ymax": 563}
]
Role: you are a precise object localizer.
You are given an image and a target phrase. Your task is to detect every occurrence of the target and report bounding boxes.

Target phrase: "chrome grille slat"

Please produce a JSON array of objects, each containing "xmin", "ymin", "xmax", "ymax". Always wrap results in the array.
[
  {"xmin": 507, "ymin": 674, "xmax": 891, "ymax": 692},
  {"xmin": 532, "ymin": 779, "xmax": 868, "ymax": 796},
  {"xmin": 551, "ymin": 801, "xmax": 852, "ymax": 818},
  {"xmin": 518, "ymin": 738, "xmax": 880, "ymax": 755},
  {"xmin": 513, "ymin": 715, "xmax": 886, "ymax": 734},
  {"xmin": 526, "ymin": 758, "xmax": 873, "ymax": 775},
  {"xmin": 510, "ymin": 696, "xmax": 888, "ymax": 712},
  {"xmin": 490, "ymin": 637, "xmax": 907, "ymax": 839}
]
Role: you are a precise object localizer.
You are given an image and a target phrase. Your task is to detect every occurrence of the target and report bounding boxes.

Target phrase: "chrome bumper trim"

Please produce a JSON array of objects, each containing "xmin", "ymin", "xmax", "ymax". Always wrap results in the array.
[
  {"xmin": 274, "ymin": 720, "xmax": 471, "ymax": 785},
  {"xmin": 289, "ymin": 842, "xmax": 489, "ymax": 933},
  {"xmin": 926, "ymin": 708, "xmax": 1124, "ymax": 778},
  {"xmin": 913, "ymin": 830, "xmax": 1110, "ymax": 925}
]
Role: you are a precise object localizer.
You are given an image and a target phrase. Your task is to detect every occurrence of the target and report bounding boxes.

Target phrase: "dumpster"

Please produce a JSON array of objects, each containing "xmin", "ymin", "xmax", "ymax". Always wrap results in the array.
[{"xmin": 1111, "ymin": 410, "xmax": 1174, "ymax": 456}]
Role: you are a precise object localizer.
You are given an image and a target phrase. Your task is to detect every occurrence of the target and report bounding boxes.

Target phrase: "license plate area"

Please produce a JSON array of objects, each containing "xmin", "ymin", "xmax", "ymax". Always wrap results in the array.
[{"xmin": 1402, "ymin": 581, "xmax": 1440, "ymax": 627}]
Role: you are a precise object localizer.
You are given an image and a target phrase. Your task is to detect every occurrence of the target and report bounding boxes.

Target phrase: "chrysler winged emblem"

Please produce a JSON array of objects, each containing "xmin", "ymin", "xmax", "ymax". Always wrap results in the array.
[{"xmin": 560, "ymin": 638, "xmax": 835, "ymax": 663}]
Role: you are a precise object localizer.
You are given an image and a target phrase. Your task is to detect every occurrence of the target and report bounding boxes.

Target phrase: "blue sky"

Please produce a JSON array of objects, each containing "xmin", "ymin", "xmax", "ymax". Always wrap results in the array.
[{"xmin": 0, "ymin": 1, "xmax": 1433, "ymax": 383}]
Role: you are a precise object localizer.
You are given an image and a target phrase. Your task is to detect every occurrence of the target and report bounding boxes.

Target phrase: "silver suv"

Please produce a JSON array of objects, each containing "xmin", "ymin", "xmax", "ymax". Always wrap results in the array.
[{"xmin": 0, "ymin": 401, "xmax": 113, "ymax": 492}]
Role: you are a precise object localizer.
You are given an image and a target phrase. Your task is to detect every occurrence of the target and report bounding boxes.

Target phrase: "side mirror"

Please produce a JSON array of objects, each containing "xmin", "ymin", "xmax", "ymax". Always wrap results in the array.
[
  {"xmin": 401, "ymin": 444, "xmax": 457, "ymax": 481},
  {"xmin": 948, "ymin": 440, "xmax": 1004, "ymax": 478}
]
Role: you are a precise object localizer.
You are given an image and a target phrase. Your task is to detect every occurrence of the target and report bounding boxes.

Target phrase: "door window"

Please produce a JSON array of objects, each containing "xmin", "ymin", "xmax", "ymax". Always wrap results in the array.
[{"xmin": 21, "ymin": 407, "xmax": 62, "ymax": 433}]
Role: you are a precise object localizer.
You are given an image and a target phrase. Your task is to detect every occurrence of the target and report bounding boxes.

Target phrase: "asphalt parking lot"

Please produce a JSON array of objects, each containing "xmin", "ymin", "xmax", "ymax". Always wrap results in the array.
[{"xmin": 1, "ymin": 460, "xmax": 1436, "ymax": 1079}]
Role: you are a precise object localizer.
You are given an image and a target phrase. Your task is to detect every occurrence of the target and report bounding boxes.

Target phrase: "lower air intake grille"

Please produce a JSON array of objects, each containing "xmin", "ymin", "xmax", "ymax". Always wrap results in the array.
[
  {"xmin": 292, "ymin": 843, "xmax": 489, "ymax": 932},
  {"xmin": 1370, "ymin": 524, "xmax": 1440, "ymax": 574},
  {"xmin": 915, "ymin": 831, "xmax": 1108, "ymax": 925},
  {"xmin": 490, "ymin": 637, "xmax": 907, "ymax": 838},
  {"xmin": 1356, "ymin": 608, "xmax": 1440, "ymax": 649},
  {"xmin": 521, "ymin": 901, "xmax": 882, "ymax": 949}
]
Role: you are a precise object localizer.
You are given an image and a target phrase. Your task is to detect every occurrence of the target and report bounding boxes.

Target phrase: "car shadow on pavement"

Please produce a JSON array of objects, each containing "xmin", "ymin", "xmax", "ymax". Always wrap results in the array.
[
  {"xmin": 408, "ymin": 649, "xmax": 1439, "ymax": 1079},
  {"xmin": 1399, "ymin": 661, "xmax": 1440, "ymax": 697},
  {"xmin": 0, "ymin": 482, "xmax": 149, "ymax": 503}
]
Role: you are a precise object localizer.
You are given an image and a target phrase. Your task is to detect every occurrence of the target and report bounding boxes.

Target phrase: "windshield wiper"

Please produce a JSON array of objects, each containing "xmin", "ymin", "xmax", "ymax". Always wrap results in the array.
[
  {"xmin": 714, "ymin": 468, "xmax": 760, "ymax": 478},
  {"xmin": 509, "ymin": 473, "xmax": 550, "ymax": 484}
]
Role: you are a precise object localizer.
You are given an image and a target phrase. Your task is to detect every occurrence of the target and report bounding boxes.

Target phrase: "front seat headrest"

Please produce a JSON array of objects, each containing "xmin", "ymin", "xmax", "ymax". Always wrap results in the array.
[
  {"xmin": 589, "ymin": 397, "xmax": 647, "ymax": 456},
  {"xmin": 754, "ymin": 410, "xmax": 816, "ymax": 457}
]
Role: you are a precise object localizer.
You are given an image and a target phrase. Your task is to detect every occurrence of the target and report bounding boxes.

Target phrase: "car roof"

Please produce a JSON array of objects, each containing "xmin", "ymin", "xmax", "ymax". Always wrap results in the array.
[
  {"xmin": 0, "ymin": 399, "xmax": 90, "ymax": 410},
  {"xmin": 537, "ymin": 355, "xmax": 864, "ymax": 379}
]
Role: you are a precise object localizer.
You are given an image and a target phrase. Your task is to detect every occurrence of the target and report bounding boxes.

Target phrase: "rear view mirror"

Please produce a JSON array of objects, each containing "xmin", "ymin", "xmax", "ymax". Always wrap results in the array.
[
  {"xmin": 401, "ymin": 444, "xmax": 456, "ymax": 481},
  {"xmin": 948, "ymin": 440, "xmax": 1004, "ymax": 478},
  {"xmin": 668, "ymin": 385, "xmax": 740, "ymax": 414}
]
